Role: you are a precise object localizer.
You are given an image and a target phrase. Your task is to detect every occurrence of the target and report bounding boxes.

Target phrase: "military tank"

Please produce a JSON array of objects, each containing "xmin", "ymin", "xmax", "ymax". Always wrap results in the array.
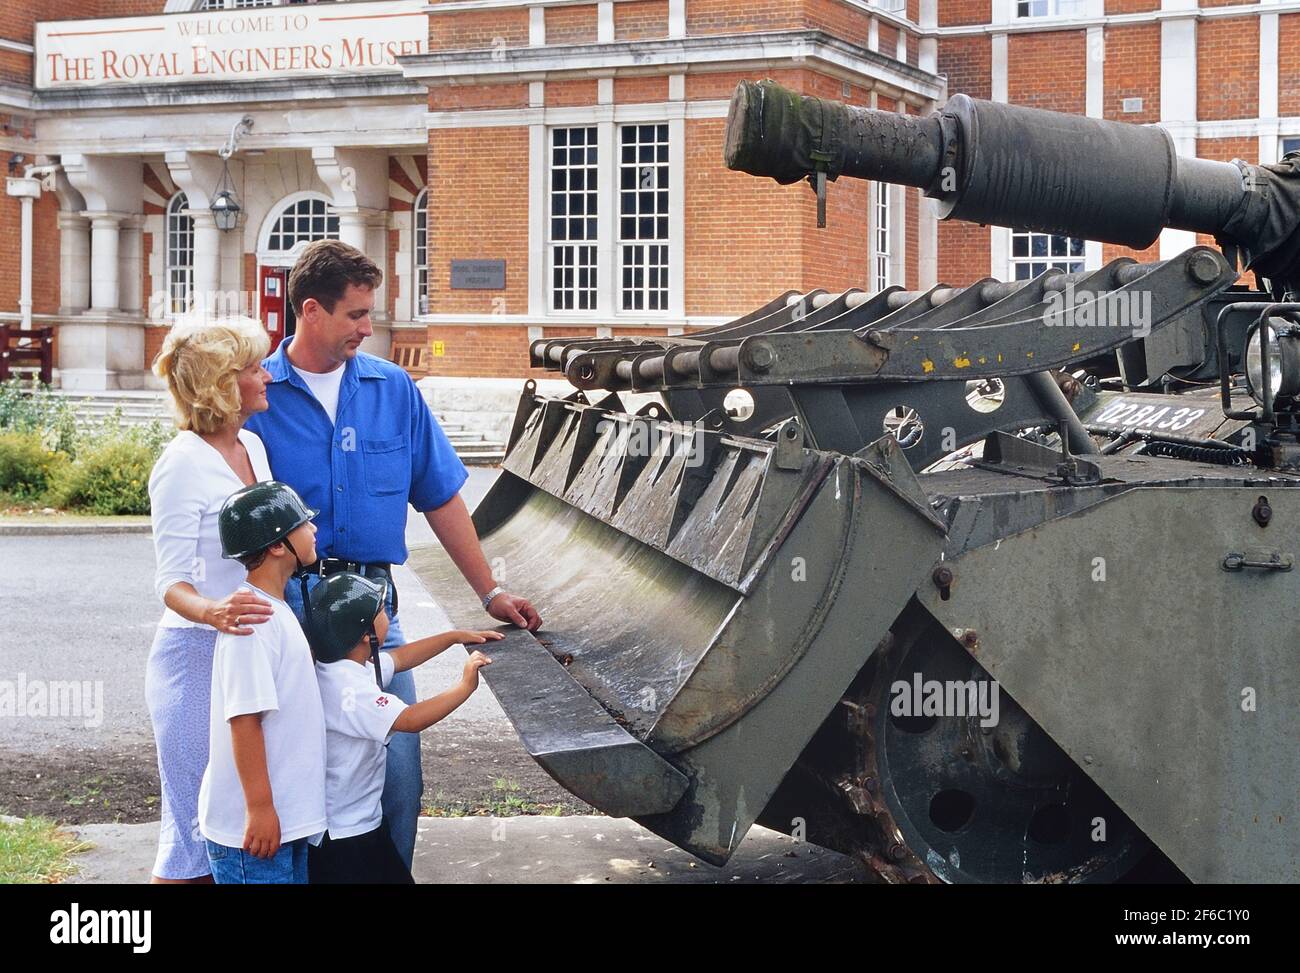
[{"xmin": 411, "ymin": 80, "xmax": 1300, "ymax": 883}]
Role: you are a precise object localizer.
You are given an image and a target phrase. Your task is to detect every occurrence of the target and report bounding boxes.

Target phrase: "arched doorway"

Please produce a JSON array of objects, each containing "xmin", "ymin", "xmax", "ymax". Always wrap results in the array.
[{"xmin": 256, "ymin": 192, "xmax": 339, "ymax": 350}]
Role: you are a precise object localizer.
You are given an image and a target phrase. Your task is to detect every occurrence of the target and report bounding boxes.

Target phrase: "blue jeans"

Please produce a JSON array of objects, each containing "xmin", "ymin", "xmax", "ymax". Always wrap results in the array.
[
  {"xmin": 206, "ymin": 837, "xmax": 308, "ymax": 885},
  {"xmin": 285, "ymin": 571, "xmax": 422, "ymax": 870}
]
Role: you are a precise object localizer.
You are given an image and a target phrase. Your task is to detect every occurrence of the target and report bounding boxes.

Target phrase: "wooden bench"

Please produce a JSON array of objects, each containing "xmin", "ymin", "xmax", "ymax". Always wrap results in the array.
[{"xmin": 0, "ymin": 325, "xmax": 54, "ymax": 385}]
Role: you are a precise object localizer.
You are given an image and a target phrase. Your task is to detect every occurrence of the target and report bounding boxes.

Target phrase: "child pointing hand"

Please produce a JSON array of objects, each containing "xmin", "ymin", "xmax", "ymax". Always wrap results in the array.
[{"xmin": 305, "ymin": 571, "xmax": 502, "ymax": 883}]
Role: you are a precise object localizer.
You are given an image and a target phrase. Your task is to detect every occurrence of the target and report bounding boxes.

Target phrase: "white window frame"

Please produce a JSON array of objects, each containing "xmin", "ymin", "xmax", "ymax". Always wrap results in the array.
[
  {"xmin": 873, "ymin": 182, "xmax": 891, "ymax": 291},
  {"xmin": 547, "ymin": 125, "xmax": 600, "ymax": 313},
  {"xmin": 166, "ymin": 192, "xmax": 194, "ymax": 316},
  {"xmin": 617, "ymin": 123, "xmax": 671, "ymax": 313},
  {"xmin": 1010, "ymin": 230, "xmax": 1086, "ymax": 281},
  {"xmin": 413, "ymin": 187, "xmax": 429, "ymax": 316},
  {"xmin": 260, "ymin": 193, "xmax": 339, "ymax": 259},
  {"xmin": 1014, "ymin": 0, "xmax": 1086, "ymax": 19},
  {"xmin": 540, "ymin": 119, "xmax": 680, "ymax": 320},
  {"xmin": 870, "ymin": 0, "xmax": 907, "ymax": 13},
  {"xmin": 198, "ymin": 0, "xmax": 300, "ymax": 10}
]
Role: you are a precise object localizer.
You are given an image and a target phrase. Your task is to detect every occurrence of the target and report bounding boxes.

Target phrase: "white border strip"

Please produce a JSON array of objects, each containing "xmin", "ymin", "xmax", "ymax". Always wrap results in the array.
[
  {"xmin": 420, "ymin": 0, "xmax": 1288, "ymax": 36},
  {"xmin": 426, "ymin": 99, "xmax": 729, "ymax": 128},
  {"xmin": 417, "ymin": 312, "xmax": 732, "ymax": 327}
]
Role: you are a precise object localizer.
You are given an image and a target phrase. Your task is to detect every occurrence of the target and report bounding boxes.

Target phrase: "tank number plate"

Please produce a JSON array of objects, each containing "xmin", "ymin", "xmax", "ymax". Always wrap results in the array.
[{"xmin": 1089, "ymin": 397, "xmax": 1207, "ymax": 434}]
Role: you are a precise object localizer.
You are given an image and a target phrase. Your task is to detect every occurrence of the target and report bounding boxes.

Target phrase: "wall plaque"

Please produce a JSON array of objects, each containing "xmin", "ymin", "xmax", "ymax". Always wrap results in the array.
[{"xmin": 450, "ymin": 259, "xmax": 506, "ymax": 290}]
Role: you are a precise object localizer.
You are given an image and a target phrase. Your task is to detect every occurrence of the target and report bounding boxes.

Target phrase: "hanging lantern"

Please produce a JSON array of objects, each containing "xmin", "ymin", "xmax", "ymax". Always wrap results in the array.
[
  {"xmin": 211, "ymin": 116, "xmax": 253, "ymax": 232},
  {"xmin": 210, "ymin": 160, "xmax": 241, "ymax": 232}
]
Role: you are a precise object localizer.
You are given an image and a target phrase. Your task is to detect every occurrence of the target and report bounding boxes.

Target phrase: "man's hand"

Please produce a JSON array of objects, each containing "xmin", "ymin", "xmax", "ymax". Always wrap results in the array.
[
  {"xmin": 424, "ymin": 495, "xmax": 544, "ymax": 632},
  {"xmin": 204, "ymin": 590, "xmax": 274, "ymax": 636},
  {"xmin": 243, "ymin": 802, "xmax": 281, "ymax": 860},
  {"xmin": 486, "ymin": 592, "xmax": 542, "ymax": 631}
]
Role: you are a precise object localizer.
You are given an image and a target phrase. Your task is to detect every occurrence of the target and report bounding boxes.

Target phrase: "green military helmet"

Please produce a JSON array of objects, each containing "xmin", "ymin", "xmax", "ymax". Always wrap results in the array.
[
  {"xmin": 219, "ymin": 480, "xmax": 318, "ymax": 560},
  {"xmin": 307, "ymin": 572, "xmax": 389, "ymax": 665}
]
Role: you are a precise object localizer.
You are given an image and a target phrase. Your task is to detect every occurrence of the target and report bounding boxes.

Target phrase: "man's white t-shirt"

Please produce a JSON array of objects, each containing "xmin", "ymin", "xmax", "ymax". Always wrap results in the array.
[
  {"xmin": 198, "ymin": 584, "xmax": 328, "ymax": 849},
  {"xmin": 314, "ymin": 653, "xmax": 408, "ymax": 840},
  {"xmin": 291, "ymin": 363, "xmax": 345, "ymax": 425}
]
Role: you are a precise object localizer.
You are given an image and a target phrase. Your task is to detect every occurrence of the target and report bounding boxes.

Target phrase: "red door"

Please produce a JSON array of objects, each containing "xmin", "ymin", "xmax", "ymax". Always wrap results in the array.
[{"xmin": 259, "ymin": 265, "xmax": 289, "ymax": 352}]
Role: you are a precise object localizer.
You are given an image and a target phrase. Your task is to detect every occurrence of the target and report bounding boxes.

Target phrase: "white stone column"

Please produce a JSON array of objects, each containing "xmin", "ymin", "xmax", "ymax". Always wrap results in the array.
[
  {"xmin": 118, "ymin": 215, "xmax": 144, "ymax": 314},
  {"xmin": 336, "ymin": 208, "xmax": 370, "ymax": 251},
  {"xmin": 191, "ymin": 209, "xmax": 222, "ymax": 313},
  {"xmin": 61, "ymin": 153, "xmax": 145, "ymax": 389},
  {"xmin": 366, "ymin": 210, "xmax": 392, "ymax": 359},
  {"xmin": 57, "ymin": 213, "xmax": 91, "ymax": 312},
  {"xmin": 86, "ymin": 212, "xmax": 124, "ymax": 311}
]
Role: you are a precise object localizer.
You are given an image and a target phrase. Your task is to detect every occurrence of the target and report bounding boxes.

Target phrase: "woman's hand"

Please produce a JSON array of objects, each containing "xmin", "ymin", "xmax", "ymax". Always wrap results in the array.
[{"xmin": 203, "ymin": 590, "xmax": 274, "ymax": 636}]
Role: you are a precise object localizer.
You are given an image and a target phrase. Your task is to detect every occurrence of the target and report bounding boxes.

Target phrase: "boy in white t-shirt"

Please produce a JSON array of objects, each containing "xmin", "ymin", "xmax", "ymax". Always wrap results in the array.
[
  {"xmin": 198, "ymin": 481, "xmax": 327, "ymax": 884},
  {"xmin": 306, "ymin": 571, "xmax": 501, "ymax": 883}
]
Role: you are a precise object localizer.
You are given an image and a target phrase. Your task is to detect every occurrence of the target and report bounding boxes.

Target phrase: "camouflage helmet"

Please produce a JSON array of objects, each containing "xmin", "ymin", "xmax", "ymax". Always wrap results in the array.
[
  {"xmin": 306, "ymin": 572, "xmax": 388, "ymax": 665},
  {"xmin": 219, "ymin": 480, "xmax": 318, "ymax": 560}
]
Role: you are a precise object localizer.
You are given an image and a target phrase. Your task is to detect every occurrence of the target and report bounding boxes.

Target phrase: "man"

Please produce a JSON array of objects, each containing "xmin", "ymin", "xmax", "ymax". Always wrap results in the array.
[{"xmin": 245, "ymin": 239, "xmax": 541, "ymax": 868}]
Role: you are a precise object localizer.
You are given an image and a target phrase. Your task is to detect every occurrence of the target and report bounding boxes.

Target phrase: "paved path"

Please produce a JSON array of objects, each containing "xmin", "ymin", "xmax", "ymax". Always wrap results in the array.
[
  {"xmin": 65, "ymin": 817, "xmax": 867, "ymax": 885},
  {"xmin": 0, "ymin": 468, "xmax": 506, "ymax": 754}
]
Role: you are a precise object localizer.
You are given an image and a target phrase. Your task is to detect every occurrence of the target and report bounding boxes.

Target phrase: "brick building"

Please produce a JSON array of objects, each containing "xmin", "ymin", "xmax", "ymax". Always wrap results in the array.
[{"xmin": 0, "ymin": 0, "xmax": 1287, "ymax": 393}]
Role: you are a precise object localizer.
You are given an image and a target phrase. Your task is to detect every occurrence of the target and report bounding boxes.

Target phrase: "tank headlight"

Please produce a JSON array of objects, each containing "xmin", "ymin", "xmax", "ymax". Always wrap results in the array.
[{"xmin": 1244, "ymin": 319, "xmax": 1300, "ymax": 407}]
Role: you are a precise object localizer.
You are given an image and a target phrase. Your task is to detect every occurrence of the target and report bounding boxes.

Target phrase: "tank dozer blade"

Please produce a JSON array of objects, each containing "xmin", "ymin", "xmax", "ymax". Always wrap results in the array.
[{"xmin": 409, "ymin": 390, "xmax": 946, "ymax": 865}]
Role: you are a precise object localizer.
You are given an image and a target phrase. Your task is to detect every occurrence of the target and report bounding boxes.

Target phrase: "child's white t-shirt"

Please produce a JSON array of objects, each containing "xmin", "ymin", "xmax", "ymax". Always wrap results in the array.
[
  {"xmin": 198, "ymin": 584, "xmax": 328, "ymax": 849},
  {"xmin": 314, "ymin": 654, "xmax": 408, "ymax": 839}
]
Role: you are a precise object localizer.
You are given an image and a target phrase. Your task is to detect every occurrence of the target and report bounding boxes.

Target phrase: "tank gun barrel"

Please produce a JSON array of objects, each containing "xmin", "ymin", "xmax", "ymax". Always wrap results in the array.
[{"xmin": 724, "ymin": 79, "xmax": 1251, "ymax": 254}]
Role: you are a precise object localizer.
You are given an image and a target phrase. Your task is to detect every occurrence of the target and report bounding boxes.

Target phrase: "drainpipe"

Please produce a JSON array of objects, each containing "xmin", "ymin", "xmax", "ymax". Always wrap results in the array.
[{"xmin": 4, "ymin": 164, "xmax": 60, "ymax": 330}]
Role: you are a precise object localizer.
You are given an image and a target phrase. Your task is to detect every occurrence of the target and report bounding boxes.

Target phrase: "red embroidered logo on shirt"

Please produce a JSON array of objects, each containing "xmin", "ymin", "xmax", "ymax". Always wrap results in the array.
[{"xmin": 375, "ymin": 697, "xmax": 388, "ymax": 707}]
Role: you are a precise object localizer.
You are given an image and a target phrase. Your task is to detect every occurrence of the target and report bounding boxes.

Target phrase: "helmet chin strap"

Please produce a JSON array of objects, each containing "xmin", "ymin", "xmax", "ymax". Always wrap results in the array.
[
  {"xmin": 282, "ymin": 536, "xmax": 314, "ymax": 660},
  {"xmin": 367, "ymin": 628, "xmax": 383, "ymax": 690}
]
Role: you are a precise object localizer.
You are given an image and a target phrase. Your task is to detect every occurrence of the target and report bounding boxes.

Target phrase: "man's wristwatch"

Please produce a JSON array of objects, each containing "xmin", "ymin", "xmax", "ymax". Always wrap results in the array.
[{"xmin": 481, "ymin": 586, "xmax": 506, "ymax": 611}]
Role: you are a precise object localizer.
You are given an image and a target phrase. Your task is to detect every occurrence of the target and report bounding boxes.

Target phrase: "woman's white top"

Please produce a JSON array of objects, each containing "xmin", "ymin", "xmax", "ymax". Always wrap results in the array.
[{"xmin": 149, "ymin": 429, "xmax": 273, "ymax": 629}]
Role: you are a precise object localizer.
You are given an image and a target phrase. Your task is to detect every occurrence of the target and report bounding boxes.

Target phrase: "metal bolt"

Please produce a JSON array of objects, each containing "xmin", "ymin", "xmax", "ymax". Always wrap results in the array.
[
  {"xmin": 961, "ymin": 629, "xmax": 979, "ymax": 649},
  {"xmin": 747, "ymin": 342, "xmax": 775, "ymax": 371},
  {"xmin": 888, "ymin": 843, "xmax": 908, "ymax": 862},
  {"xmin": 932, "ymin": 565, "xmax": 954, "ymax": 589},
  {"xmin": 1252, "ymin": 496, "xmax": 1272, "ymax": 528},
  {"xmin": 1186, "ymin": 251, "xmax": 1220, "ymax": 285}
]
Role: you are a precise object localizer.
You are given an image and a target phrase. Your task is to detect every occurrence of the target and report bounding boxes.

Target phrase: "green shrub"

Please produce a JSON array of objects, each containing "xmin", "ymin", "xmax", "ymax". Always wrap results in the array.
[
  {"xmin": 50, "ymin": 438, "xmax": 157, "ymax": 515},
  {"xmin": 0, "ymin": 379, "xmax": 174, "ymax": 514},
  {"xmin": 0, "ymin": 379, "xmax": 78, "ymax": 455},
  {"xmin": 0, "ymin": 430, "xmax": 67, "ymax": 501}
]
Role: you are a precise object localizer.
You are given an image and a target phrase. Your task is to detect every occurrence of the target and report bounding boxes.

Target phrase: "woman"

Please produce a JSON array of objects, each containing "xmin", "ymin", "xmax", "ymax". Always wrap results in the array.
[{"xmin": 145, "ymin": 315, "xmax": 275, "ymax": 884}]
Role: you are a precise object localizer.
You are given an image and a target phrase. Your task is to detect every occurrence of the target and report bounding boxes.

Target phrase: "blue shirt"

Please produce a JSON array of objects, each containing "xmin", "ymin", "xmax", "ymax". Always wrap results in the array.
[{"xmin": 245, "ymin": 336, "xmax": 468, "ymax": 566}]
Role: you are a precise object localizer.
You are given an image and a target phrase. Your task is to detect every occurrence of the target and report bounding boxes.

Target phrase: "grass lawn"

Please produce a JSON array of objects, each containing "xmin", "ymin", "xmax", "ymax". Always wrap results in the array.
[
  {"xmin": 0, "ymin": 817, "xmax": 89, "ymax": 884},
  {"xmin": 424, "ymin": 777, "xmax": 575, "ymax": 818}
]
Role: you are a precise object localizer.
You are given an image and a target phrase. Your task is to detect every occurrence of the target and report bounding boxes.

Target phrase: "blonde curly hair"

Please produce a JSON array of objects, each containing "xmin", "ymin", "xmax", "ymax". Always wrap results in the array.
[{"xmin": 152, "ymin": 314, "xmax": 271, "ymax": 434}]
